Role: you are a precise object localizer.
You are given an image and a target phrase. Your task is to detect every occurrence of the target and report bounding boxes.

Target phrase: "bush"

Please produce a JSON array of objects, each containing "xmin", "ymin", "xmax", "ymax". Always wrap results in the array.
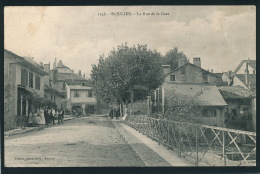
[{"xmin": 128, "ymin": 101, "xmax": 148, "ymax": 115}]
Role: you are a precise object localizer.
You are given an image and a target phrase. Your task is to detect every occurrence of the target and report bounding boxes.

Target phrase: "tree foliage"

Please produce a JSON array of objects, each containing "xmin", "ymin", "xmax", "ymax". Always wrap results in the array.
[
  {"xmin": 163, "ymin": 89, "xmax": 204, "ymax": 123},
  {"xmin": 91, "ymin": 43, "xmax": 164, "ymax": 106},
  {"xmin": 160, "ymin": 47, "xmax": 188, "ymax": 70}
]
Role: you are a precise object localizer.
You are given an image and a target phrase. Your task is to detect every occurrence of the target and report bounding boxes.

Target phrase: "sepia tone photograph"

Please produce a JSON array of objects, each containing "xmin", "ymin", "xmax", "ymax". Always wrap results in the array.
[{"xmin": 4, "ymin": 6, "xmax": 256, "ymax": 167}]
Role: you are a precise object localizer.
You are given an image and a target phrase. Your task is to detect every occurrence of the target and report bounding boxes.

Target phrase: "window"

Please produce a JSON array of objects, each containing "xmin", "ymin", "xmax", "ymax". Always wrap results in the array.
[
  {"xmin": 88, "ymin": 91, "xmax": 93, "ymax": 97},
  {"xmin": 170, "ymin": 75, "xmax": 176, "ymax": 81},
  {"xmin": 21, "ymin": 68, "xmax": 28, "ymax": 86},
  {"xmin": 74, "ymin": 90, "xmax": 80, "ymax": 97},
  {"xmin": 35, "ymin": 75, "xmax": 41, "ymax": 90},
  {"xmin": 203, "ymin": 74, "xmax": 208, "ymax": 82},
  {"xmin": 29, "ymin": 72, "xmax": 34, "ymax": 88}
]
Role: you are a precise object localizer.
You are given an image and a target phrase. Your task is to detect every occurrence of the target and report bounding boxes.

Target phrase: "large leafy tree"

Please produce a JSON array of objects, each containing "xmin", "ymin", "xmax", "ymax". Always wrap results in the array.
[
  {"xmin": 91, "ymin": 43, "xmax": 164, "ymax": 110},
  {"xmin": 160, "ymin": 47, "xmax": 188, "ymax": 70}
]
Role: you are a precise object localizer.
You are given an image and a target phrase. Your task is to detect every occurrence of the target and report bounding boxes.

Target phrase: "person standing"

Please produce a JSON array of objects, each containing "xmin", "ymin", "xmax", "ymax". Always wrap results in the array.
[
  {"xmin": 39, "ymin": 108, "xmax": 46, "ymax": 125},
  {"xmin": 58, "ymin": 109, "xmax": 63, "ymax": 124},
  {"xmin": 51, "ymin": 108, "xmax": 56, "ymax": 125},
  {"xmin": 44, "ymin": 108, "xmax": 49, "ymax": 125}
]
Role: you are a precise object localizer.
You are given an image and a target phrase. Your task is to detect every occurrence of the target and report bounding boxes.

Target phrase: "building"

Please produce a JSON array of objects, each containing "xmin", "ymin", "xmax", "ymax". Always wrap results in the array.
[
  {"xmin": 43, "ymin": 62, "xmax": 66, "ymax": 109},
  {"xmin": 218, "ymin": 86, "xmax": 255, "ymax": 131},
  {"xmin": 48, "ymin": 59, "xmax": 97, "ymax": 114},
  {"xmin": 151, "ymin": 57, "xmax": 227, "ymax": 126},
  {"xmin": 221, "ymin": 59, "xmax": 256, "ymax": 131},
  {"xmin": 163, "ymin": 57, "xmax": 219, "ymax": 84},
  {"xmin": 66, "ymin": 81, "xmax": 97, "ymax": 115},
  {"xmin": 4, "ymin": 49, "xmax": 48, "ymax": 130}
]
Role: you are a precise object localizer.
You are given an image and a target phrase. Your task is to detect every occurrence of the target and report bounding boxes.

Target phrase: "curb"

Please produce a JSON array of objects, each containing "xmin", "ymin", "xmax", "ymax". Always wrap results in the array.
[{"xmin": 5, "ymin": 117, "xmax": 75, "ymax": 137}]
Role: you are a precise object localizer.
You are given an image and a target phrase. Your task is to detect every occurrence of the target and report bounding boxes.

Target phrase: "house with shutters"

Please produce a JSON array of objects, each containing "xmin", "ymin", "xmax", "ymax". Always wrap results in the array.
[
  {"xmin": 4, "ymin": 49, "xmax": 48, "ymax": 130},
  {"xmin": 65, "ymin": 81, "xmax": 97, "ymax": 115}
]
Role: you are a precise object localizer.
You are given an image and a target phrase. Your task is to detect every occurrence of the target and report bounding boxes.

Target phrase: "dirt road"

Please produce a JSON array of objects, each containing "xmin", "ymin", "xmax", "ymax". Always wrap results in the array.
[{"xmin": 5, "ymin": 116, "xmax": 171, "ymax": 167}]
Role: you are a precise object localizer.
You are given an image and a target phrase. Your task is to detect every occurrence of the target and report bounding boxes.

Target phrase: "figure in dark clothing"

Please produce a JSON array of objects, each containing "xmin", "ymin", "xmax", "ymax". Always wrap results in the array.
[
  {"xmin": 58, "ymin": 109, "xmax": 63, "ymax": 124},
  {"xmin": 115, "ymin": 108, "xmax": 120, "ymax": 119},
  {"xmin": 44, "ymin": 108, "xmax": 49, "ymax": 125},
  {"xmin": 109, "ymin": 109, "xmax": 113, "ymax": 119}
]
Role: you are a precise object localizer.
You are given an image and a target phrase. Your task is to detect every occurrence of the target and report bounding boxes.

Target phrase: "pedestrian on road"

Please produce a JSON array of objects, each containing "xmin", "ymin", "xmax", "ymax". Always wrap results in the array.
[
  {"xmin": 44, "ymin": 108, "xmax": 49, "ymax": 125},
  {"xmin": 58, "ymin": 109, "xmax": 63, "ymax": 124},
  {"xmin": 51, "ymin": 108, "xmax": 56, "ymax": 125},
  {"xmin": 115, "ymin": 108, "xmax": 119, "ymax": 120}
]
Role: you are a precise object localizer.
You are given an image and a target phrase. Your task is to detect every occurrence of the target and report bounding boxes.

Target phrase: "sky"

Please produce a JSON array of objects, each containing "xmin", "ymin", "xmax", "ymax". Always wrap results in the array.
[{"xmin": 5, "ymin": 6, "xmax": 256, "ymax": 78}]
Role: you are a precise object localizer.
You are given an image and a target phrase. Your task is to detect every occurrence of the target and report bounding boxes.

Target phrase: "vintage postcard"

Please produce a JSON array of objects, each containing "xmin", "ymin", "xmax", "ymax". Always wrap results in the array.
[{"xmin": 4, "ymin": 6, "xmax": 256, "ymax": 167}]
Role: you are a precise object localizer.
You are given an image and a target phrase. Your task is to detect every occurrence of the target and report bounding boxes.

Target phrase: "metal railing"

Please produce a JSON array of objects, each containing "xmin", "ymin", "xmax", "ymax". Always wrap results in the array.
[{"xmin": 124, "ymin": 115, "xmax": 256, "ymax": 166}]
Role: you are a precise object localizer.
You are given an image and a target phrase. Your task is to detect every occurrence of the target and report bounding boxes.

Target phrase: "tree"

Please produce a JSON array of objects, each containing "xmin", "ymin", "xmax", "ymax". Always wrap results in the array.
[
  {"xmin": 163, "ymin": 89, "xmax": 204, "ymax": 123},
  {"xmin": 160, "ymin": 47, "xmax": 188, "ymax": 70},
  {"xmin": 91, "ymin": 43, "xmax": 164, "ymax": 113}
]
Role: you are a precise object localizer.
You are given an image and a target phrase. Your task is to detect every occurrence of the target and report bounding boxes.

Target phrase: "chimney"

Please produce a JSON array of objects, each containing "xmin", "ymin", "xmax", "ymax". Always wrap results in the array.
[
  {"xmin": 178, "ymin": 58, "xmax": 187, "ymax": 67},
  {"xmin": 245, "ymin": 62, "xmax": 249, "ymax": 86},
  {"xmin": 211, "ymin": 69, "xmax": 213, "ymax": 73},
  {"xmin": 193, "ymin": 57, "xmax": 201, "ymax": 68},
  {"xmin": 83, "ymin": 74, "xmax": 85, "ymax": 78},
  {"xmin": 78, "ymin": 70, "xmax": 81, "ymax": 76},
  {"xmin": 162, "ymin": 65, "xmax": 171, "ymax": 75},
  {"xmin": 40, "ymin": 62, "xmax": 43, "ymax": 68},
  {"xmin": 57, "ymin": 60, "xmax": 63, "ymax": 67},
  {"xmin": 44, "ymin": 63, "xmax": 50, "ymax": 73},
  {"xmin": 53, "ymin": 58, "xmax": 57, "ymax": 69},
  {"xmin": 227, "ymin": 70, "xmax": 233, "ymax": 86}
]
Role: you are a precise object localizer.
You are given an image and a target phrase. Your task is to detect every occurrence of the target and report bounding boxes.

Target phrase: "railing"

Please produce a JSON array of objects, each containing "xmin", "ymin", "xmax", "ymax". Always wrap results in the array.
[{"xmin": 124, "ymin": 115, "xmax": 256, "ymax": 166}]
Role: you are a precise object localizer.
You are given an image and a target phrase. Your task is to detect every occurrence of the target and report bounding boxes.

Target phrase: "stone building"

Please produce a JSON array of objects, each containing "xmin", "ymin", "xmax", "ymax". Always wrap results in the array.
[{"xmin": 4, "ymin": 49, "xmax": 48, "ymax": 130}]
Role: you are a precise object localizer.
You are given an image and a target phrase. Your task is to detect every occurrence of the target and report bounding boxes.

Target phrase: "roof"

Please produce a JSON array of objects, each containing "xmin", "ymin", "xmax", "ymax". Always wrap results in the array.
[
  {"xmin": 66, "ymin": 80, "xmax": 92, "ymax": 86},
  {"xmin": 164, "ymin": 83, "xmax": 227, "ymax": 106},
  {"xmin": 235, "ymin": 74, "xmax": 256, "ymax": 94},
  {"xmin": 67, "ymin": 85, "xmax": 92, "ymax": 90},
  {"xmin": 165, "ymin": 63, "xmax": 219, "ymax": 78},
  {"xmin": 234, "ymin": 60, "xmax": 256, "ymax": 74},
  {"xmin": 213, "ymin": 73, "xmax": 228, "ymax": 86},
  {"xmin": 44, "ymin": 86, "xmax": 66, "ymax": 97},
  {"xmin": 57, "ymin": 73, "xmax": 87, "ymax": 81},
  {"xmin": 4, "ymin": 49, "xmax": 48, "ymax": 75},
  {"xmin": 218, "ymin": 86, "xmax": 253, "ymax": 99}
]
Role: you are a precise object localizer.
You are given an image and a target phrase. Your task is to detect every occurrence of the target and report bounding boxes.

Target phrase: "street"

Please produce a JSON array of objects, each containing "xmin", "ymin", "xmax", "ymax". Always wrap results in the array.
[{"xmin": 5, "ymin": 116, "xmax": 173, "ymax": 167}]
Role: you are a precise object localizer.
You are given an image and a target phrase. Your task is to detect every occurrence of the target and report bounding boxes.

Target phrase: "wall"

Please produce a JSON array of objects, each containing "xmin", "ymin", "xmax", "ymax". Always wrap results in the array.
[
  {"xmin": 236, "ymin": 63, "xmax": 256, "ymax": 74},
  {"xmin": 56, "ymin": 67, "xmax": 73, "ymax": 73},
  {"xmin": 164, "ymin": 65, "xmax": 218, "ymax": 84},
  {"xmin": 251, "ymin": 98, "xmax": 256, "ymax": 131},
  {"xmin": 70, "ymin": 89, "xmax": 97, "ymax": 104}
]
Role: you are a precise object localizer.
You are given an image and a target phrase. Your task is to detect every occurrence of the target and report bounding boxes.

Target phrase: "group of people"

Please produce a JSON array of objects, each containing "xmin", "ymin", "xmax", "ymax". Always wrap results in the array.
[
  {"xmin": 109, "ymin": 108, "xmax": 120, "ymax": 119},
  {"xmin": 27, "ymin": 107, "xmax": 64, "ymax": 127},
  {"xmin": 44, "ymin": 108, "xmax": 65, "ymax": 125}
]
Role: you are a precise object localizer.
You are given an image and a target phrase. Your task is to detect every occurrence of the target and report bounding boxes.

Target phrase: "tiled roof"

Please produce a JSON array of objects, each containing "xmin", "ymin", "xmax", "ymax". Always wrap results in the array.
[
  {"xmin": 164, "ymin": 83, "xmax": 227, "ymax": 106},
  {"xmin": 218, "ymin": 86, "xmax": 253, "ymax": 99}
]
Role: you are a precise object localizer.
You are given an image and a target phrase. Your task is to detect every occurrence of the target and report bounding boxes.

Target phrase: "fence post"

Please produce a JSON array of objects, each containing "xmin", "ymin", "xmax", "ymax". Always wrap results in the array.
[
  {"xmin": 195, "ymin": 124, "xmax": 199, "ymax": 166},
  {"xmin": 178, "ymin": 126, "xmax": 182, "ymax": 157},
  {"xmin": 222, "ymin": 130, "xmax": 226, "ymax": 166},
  {"xmin": 167, "ymin": 121, "xmax": 170, "ymax": 148}
]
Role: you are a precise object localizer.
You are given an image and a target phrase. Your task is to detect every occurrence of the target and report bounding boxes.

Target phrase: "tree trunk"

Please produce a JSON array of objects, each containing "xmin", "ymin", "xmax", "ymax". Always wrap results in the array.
[{"xmin": 130, "ymin": 89, "xmax": 134, "ymax": 106}]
